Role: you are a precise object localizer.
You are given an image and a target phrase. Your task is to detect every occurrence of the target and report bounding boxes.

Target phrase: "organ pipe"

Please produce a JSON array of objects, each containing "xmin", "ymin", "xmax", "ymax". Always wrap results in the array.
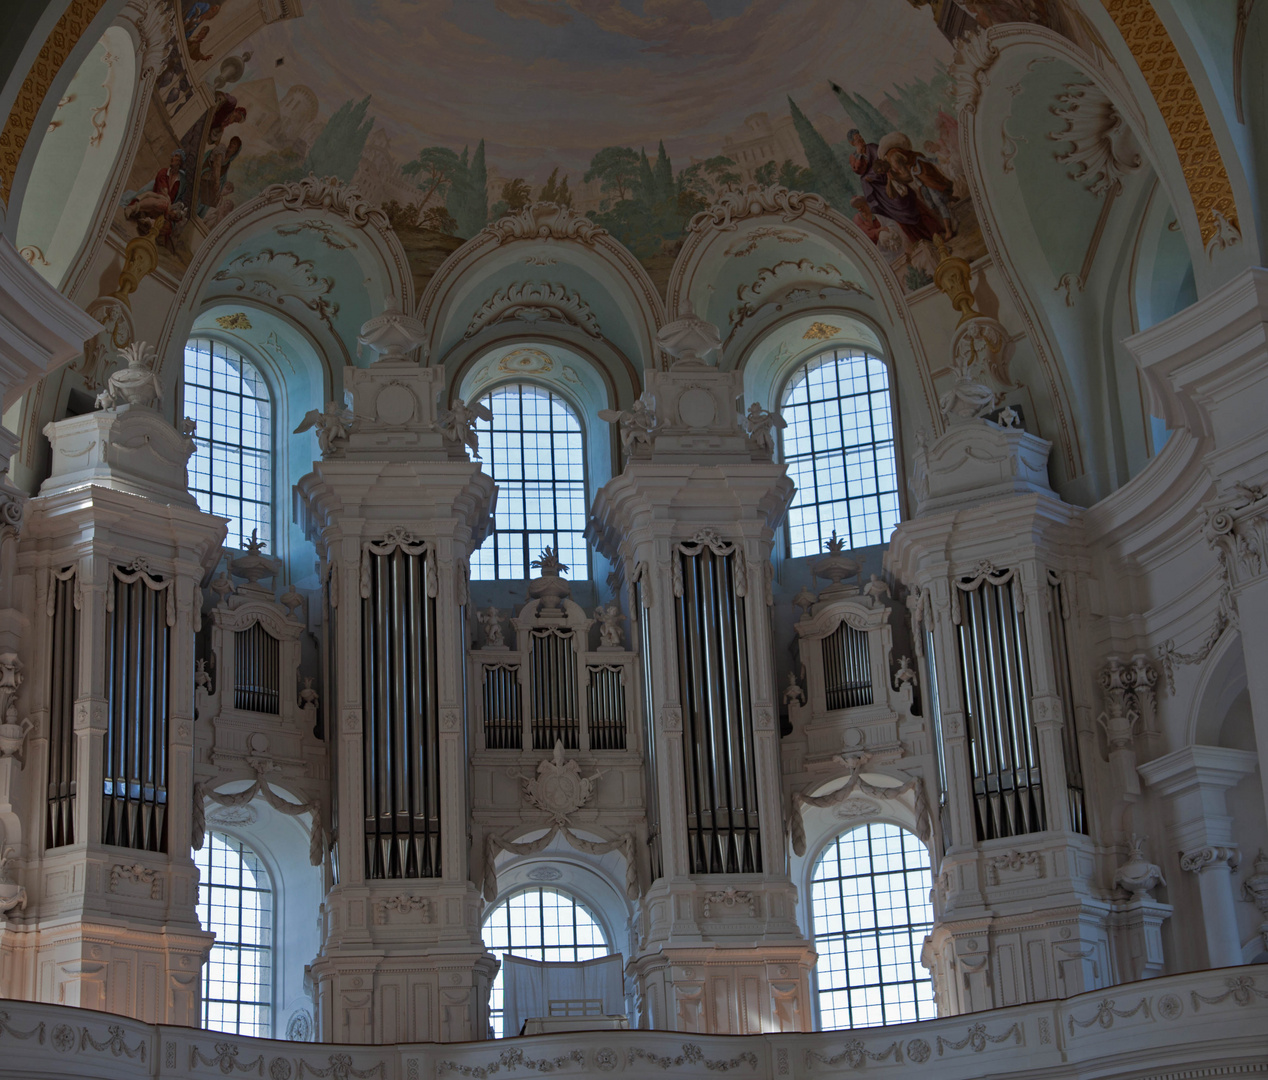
[
  {"xmin": 1047, "ymin": 571, "xmax": 1088, "ymax": 834},
  {"xmin": 674, "ymin": 542, "xmax": 761, "ymax": 875},
  {"xmin": 361, "ymin": 543, "xmax": 441, "ymax": 879},
  {"xmin": 103, "ymin": 566, "xmax": 172, "ymax": 852},
  {"xmin": 638, "ymin": 580, "xmax": 663, "ymax": 880},
  {"xmin": 955, "ymin": 570, "xmax": 1045, "ymax": 841},
  {"xmin": 46, "ymin": 569, "xmax": 77, "ymax": 849},
  {"xmin": 821, "ymin": 621, "xmax": 873, "ymax": 709},
  {"xmin": 586, "ymin": 665, "xmax": 626, "ymax": 751},
  {"xmin": 529, "ymin": 629, "xmax": 578, "ymax": 750},
  {"xmin": 483, "ymin": 664, "xmax": 522, "ymax": 750},
  {"xmin": 234, "ymin": 623, "xmax": 280, "ymax": 714}
]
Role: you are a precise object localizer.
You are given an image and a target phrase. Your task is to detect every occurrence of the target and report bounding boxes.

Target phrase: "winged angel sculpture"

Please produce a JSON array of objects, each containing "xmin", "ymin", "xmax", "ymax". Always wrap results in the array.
[{"xmin": 294, "ymin": 400, "xmax": 354, "ymax": 456}]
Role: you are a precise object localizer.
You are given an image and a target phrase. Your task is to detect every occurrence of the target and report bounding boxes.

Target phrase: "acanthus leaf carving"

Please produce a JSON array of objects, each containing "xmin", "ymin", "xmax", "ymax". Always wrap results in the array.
[
  {"xmin": 481, "ymin": 202, "xmax": 607, "ymax": 245},
  {"xmin": 948, "ymin": 30, "xmax": 999, "ymax": 114},
  {"xmin": 265, "ymin": 175, "xmax": 391, "ymax": 233},
  {"xmin": 1048, "ymin": 82, "xmax": 1143, "ymax": 198},
  {"xmin": 463, "ymin": 281, "xmax": 601, "ymax": 339},
  {"xmin": 687, "ymin": 183, "xmax": 827, "ymax": 233}
]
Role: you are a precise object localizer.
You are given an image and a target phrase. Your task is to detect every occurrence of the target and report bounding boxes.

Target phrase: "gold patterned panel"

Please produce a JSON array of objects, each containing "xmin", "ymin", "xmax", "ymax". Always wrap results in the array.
[
  {"xmin": 1100, "ymin": 0, "xmax": 1239, "ymax": 245},
  {"xmin": 0, "ymin": 0, "xmax": 111, "ymax": 203}
]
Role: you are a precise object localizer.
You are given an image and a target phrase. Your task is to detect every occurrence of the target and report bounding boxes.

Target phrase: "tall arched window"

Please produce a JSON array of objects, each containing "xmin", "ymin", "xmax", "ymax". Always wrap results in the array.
[
  {"xmin": 470, "ymin": 384, "xmax": 586, "ymax": 580},
  {"xmin": 482, "ymin": 886, "xmax": 611, "ymax": 1037},
  {"xmin": 810, "ymin": 822, "xmax": 935, "ymax": 1029},
  {"xmin": 782, "ymin": 348, "xmax": 899, "ymax": 557},
  {"xmin": 182, "ymin": 338, "xmax": 273, "ymax": 550},
  {"xmin": 195, "ymin": 832, "xmax": 273, "ymax": 1036}
]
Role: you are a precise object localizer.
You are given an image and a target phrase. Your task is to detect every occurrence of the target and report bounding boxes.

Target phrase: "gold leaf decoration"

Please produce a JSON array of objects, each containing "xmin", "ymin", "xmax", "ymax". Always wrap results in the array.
[
  {"xmin": 1100, "ymin": 0, "xmax": 1239, "ymax": 245},
  {"xmin": 802, "ymin": 322, "xmax": 843, "ymax": 341},
  {"xmin": 216, "ymin": 313, "xmax": 253, "ymax": 330},
  {"xmin": 0, "ymin": 0, "xmax": 111, "ymax": 202}
]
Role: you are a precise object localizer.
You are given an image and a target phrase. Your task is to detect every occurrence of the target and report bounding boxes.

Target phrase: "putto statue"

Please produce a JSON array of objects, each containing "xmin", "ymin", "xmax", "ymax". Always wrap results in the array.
[
  {"xmin": 477, "ymin": 605, "xmax": 506, "ymax": 648},
  {"xmin": 294, "ymin": 400, "xmax": 354, "ymax": 456},
  {"xmin": 95, "ymin": 341, "xmax": 162, "ymax": 410},
  {"xmin": 598, "ymin": 390, "xmax": 658, "ymax": 456},
  {"xmin": 438, "ymin": 397, "xmax": 493, "ymax": 459},
  {"xmin": 593, "ymin": 602, "xmax": 626, "ymax": 648},
  {"xmin": 744, "ymin": 401, "xmax": 786, "ymax": 456}
]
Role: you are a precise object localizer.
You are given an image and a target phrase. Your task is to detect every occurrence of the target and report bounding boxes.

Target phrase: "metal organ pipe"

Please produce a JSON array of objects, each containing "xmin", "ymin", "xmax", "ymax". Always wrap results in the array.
[{"xmin": 46, "ymin": 572, "xmax": 77, "ymax": 848}]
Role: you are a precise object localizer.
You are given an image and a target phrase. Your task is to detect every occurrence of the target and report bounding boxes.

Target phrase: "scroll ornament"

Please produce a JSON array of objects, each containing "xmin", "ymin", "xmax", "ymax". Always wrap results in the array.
[
  {"xmin": 194, "ymin": 776, "xmax": 324, "ymax": 866},
  {"xmin": 482, "ymin": 826, "xmax": 638, "ymax": 902},
  {"xmin": 790, "ymin": 761, "xmax": 932, "ymax": 856}
]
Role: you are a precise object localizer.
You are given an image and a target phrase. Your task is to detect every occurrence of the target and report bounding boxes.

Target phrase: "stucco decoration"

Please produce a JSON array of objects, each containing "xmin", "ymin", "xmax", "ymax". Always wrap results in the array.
[{"xmin": 463, "ymin": 281, "xmax": 602, "ymax": 339}]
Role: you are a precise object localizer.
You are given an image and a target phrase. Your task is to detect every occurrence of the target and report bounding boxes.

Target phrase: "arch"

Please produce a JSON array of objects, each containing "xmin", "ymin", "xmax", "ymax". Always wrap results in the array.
[
  {"xmin": 14, "ymin": 23, "xmax": 136, "ymax": 289},
  {"xmin": 419, "ymin": 206, "xmax": 667, "ymax": 384},
  {"xmin": 1187, "ymin": 627, "xmax": 1247, "ymax": 748},
  {"xmin": 1, "ymin": 0, "xmax": 128, "ymax": 230},
  {"xmin": 668, "ymin": 195, "xmax": 942, "ymax": 449},
  {"xmin": 807, "ymin": 821, "xmax": 936, "ymax": 1030},
  {"xmin": 153, "ymin": 177, "xmax": 413, "ymax": 391}
]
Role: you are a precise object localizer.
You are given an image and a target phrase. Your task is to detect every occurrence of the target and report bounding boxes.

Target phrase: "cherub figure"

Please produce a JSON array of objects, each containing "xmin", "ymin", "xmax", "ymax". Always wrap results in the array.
[
  {"xmin": 194, "ymin": 658, "xmax": 212, "ymax": 691},
  {"xmin": 438, "ymin": 398, "xmax": 493, "ymax": 459},
  {"xmin": 593, "ymin": 602, "xmax": 626, "ymax": 648},
  {"xmin": 294, "ymin": 401, "xmax": 354, "ymax": 456},
  {"xmin": 744, "ymin": 401, "xmax": 786, "ymax": 456},
  {"xmin": 598, "ymin": 390, "xmax": 658, "ymax": 455},
  {"xmin": 477, "ymin": 605, "xmax": 505, "ymax": 648}
]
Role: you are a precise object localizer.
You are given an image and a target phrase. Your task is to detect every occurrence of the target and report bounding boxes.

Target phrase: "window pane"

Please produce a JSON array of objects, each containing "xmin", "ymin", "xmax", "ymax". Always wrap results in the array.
[
  {"xmin": 481, "ymin": 886, "xmax": 612, "ymax": 1038},
  {"xmin": 471, "ymin": 385, "xmax": 587, "ymax": 581},
  {"xmin": 182, "ymin": 338, "xmax": 273, "ymax": 550},
  {"xmin": 194, "ymin": 832, "xmax": 273, "ymax": 1037},
  {"xmin": 810, "ymin": 823, "xmax": 935, "ymax": 1029},
  {"xmin": 781, "ymin": 349, "xmax": 899, "ymax": 556}
]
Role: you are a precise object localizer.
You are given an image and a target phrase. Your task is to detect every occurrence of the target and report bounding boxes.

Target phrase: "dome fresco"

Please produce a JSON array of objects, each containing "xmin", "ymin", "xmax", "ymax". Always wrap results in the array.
[{"xmin": 112, "ymin": 0, "xmax": 1101, "ymax": 296}]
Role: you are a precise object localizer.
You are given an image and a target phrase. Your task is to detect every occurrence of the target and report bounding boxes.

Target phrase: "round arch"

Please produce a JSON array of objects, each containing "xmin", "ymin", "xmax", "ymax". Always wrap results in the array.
[{"xmin": 154, "ymin": 178, "xmax": 413, "ymax": 388}]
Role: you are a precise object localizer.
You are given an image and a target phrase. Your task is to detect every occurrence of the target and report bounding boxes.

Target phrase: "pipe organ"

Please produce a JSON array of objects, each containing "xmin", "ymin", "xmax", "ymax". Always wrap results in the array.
[
  {"xmin": 5, "ymin": 401, "xmax": 223, "ymax": 1024},
  {"xmin": 296, "ymin": 311, "xmax": 498, "ymax": 1045},
  {"xmin": 888, "ymin": 419, "xmax": 1159, "ymax": 1014},
  {"xmin": 588, "ymin": 317, "xmax": 817, "ymax": 1035}
]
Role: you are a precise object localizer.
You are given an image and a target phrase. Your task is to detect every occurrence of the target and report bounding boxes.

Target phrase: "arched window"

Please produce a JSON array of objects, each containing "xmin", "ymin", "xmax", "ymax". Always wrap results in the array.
[
  {"xmin": 781, "ymin": 349, "xmax": 898, "ymax": 557},
  {"xmin": 195, "ymin": 832, "xmax": 273, "ymax": 1036},
  {"xmin": 482, "ymin": 886, "xmax": 611, "ymax": 1037},
  {"xmin": 810, "ymin": 822, "xmax": 935, "ymax": 1029},
  {"xmin": 182, "ymin": 338, "xmax": 273, "ymax": 550},
  {"xmin": 470, "ymin": 384, "xmax": 586, "ymax": 580}
]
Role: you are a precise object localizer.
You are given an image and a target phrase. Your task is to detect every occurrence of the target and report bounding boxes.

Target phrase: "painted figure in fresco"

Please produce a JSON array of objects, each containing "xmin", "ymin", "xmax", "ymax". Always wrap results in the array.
[
  {"xmin": 122, "ymin": 150, "xmax": 189, "ymax": 247},
  {"xmin": 884, "ymin": 142, "xmax": 956, "ymax": 240},
  {"xmin": 186, "ymin": 24, "xmax": 214, "ymax": 64},
  {"xmin": 198, "ymin": 135, "xmax": 241, "ymax": 217},
  {"xmin": 207, "ymin": 91, "xmax": 246, "ymax": 145},
  {"xmin": 183, "ymin": 1, "xmax": 222, "ymax": 40},
  {"xmin": 847, "ymin": 129, "xmax": 943, "ymax": 247}
]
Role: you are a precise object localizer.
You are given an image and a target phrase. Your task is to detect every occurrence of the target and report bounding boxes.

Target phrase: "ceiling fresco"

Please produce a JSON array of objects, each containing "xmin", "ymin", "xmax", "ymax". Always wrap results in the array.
[{"xmin": 109, "ymin": 0, "xmax": 1103, "ymax": 299}]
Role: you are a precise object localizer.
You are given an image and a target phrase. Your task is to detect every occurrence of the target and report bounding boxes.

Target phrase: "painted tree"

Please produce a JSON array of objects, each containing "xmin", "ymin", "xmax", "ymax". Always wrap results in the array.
[
  {"xmin": 653, "ymin": 141, "xmax": 674, "ymax": 203},
  {"xmin": 539, "ymin": 166, "xmax": 573, "ymax": 206},
  {"xmin": 303, "ymin": 95, "xmax": 374, "ymax": 182},
  {"xmin": 584, "ymin": 145, "xmax": 641, "ymax": 204},
  {"xmin": 778, "ymin": 158, "xmax": 815, "ymax": 190},
  {"xmin": 788, "ymin": 95, "xmax": 857, "ymax": 209},
  {"xmin": 829, "ymin": 82, "xmax": 888, "ymax": 144},
  {"xmin": 677, "ymin": 155, "xmax": 740, "ymax": 202},
  {"xmin": 754, "ymin": 160, "xmax": 778, "ymax": 187},
  {"xmin": 402, "ymin": 145, "xmax": 463, "ymax": 208},
  {"xmin": 500, "ymin": 177, "xmax": 532, "ymax": 212},
  {"xmin": 637, "ymin": 148, "xmax": 656, "ymax": 201},
  {"xmin": 447, "ymin": 139, "xmax": 489, "ymax": 237}
]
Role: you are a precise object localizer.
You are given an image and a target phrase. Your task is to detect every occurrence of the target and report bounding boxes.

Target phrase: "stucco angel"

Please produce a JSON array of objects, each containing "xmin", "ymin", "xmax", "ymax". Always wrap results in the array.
[
  {"xmin": 294, "ymin": 400, "xmax": 354, "ymax": 456},
  {"xmin": 439, "ymin": 398, "xmax": 493, "ymax": 459}
]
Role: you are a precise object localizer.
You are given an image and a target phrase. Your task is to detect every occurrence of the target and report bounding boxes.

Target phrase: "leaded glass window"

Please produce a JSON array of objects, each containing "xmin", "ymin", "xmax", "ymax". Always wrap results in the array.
[
  {"xmin": 195, "ymin": 831, "xmax": 273, "ymax": 1036},
  {"xmin": 182, "ymin": 338, "xmax": 272, "ymax": 550},
  {"xmin": 481, "ymin": 887, "xmax": 611, "ymax": 1038},
  {"xmin": 782, "ymin": 349, "xmax": 899, "ymax": 557},
  {"xmin": 810, "ymin": 823, "xmax": 935, "ymax": 1029},
  {"xmin": 470, "ymin": 385, "xmax": 586, "ymax": 580}
]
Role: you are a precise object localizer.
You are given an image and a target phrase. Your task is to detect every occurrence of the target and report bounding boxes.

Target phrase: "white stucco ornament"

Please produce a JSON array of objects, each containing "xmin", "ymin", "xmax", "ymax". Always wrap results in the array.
[
  {"xmin": 656, "ymin": 302, "xmax": 722, "ymax": 367},
  {"xmin": 521, "ymin": 740, "xmax": 600, "ymax": 825}
]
